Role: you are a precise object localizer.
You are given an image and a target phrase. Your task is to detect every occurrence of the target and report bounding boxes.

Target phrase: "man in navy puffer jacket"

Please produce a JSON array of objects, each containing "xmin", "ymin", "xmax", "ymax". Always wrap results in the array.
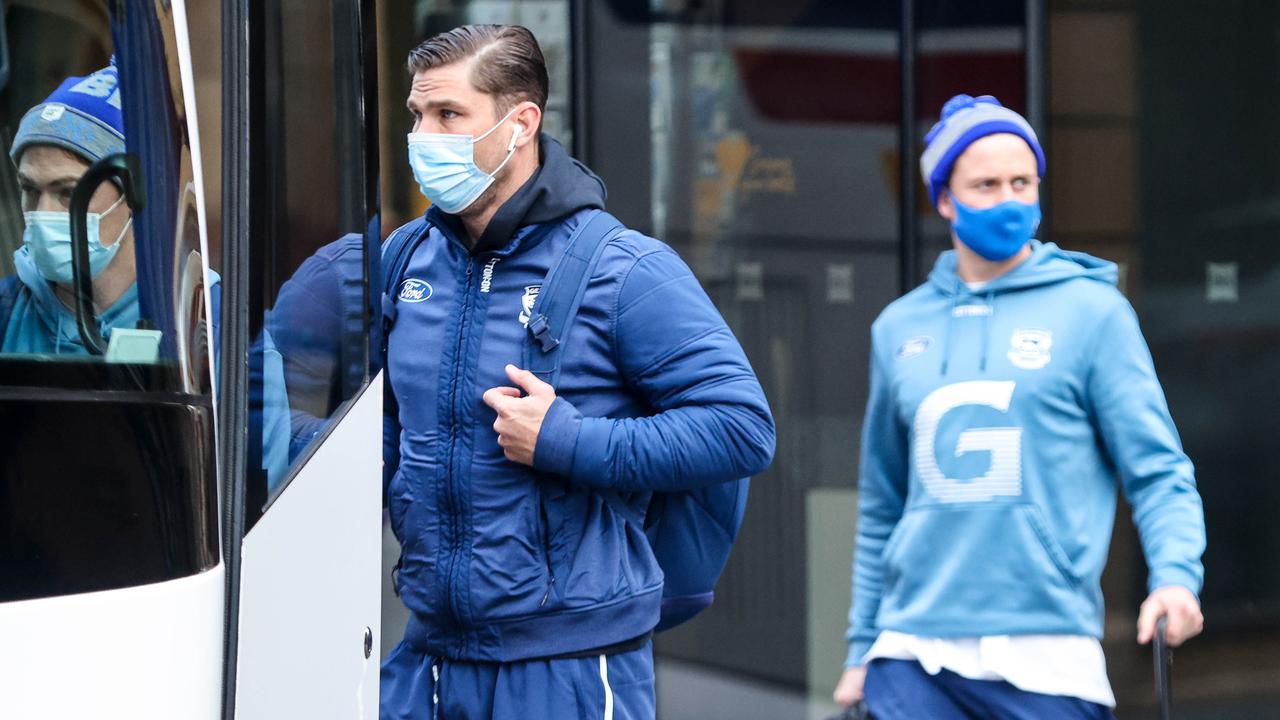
[{"xmin": 379, "ymin": 24, "xmax": 776, "ymax": 720}]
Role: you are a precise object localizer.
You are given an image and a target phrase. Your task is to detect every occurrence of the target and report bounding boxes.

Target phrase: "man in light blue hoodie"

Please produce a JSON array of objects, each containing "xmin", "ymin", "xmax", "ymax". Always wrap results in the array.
[
  {"xmin": 834, "ymin": 94, "xmax": 1206, "ymax": 719},
  {"xmin": 0, "ymin": 63, "xmax": 138, "ymax": 353}
]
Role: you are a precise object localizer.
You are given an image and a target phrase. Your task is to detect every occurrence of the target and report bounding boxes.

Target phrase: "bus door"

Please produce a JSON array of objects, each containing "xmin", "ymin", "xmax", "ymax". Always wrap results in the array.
[{"xmin": 218, "ymin": 0, "xmax": 383, "ymax": 718}]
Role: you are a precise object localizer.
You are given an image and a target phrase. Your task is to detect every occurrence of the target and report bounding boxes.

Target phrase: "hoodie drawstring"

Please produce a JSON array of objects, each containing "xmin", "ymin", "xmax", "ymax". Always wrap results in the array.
[
  {"xmin": 940, "ymin": 278, "xmax": 960, "ymax": 376},
  {"xmin": 979, "ymin": 289, "xmax": 994, "ymax": 372}
]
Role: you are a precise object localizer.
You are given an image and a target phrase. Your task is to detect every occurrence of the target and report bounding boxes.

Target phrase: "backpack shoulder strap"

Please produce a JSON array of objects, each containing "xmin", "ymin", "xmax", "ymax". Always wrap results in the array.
[
  {"xmin": 382, "ymin": 216, "xmax": 432, "ymax": 298},
  {"xmin": 522, "ymin": 209, "xmax": 625, "ymax": 387},
  {"xmin": 379, "ymin": 216, "xmax": 432, "ymax": 356}
]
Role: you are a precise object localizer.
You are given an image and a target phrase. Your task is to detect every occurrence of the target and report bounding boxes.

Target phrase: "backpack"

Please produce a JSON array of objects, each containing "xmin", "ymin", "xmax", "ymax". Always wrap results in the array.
[{"xmin": 380, "ymin": 210, "xmax": 750, "ymax": 632}]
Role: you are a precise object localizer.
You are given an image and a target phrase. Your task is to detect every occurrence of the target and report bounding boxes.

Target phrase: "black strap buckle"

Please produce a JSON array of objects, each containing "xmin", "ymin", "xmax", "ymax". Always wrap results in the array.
[{"xmin": 527, "ymin": 313, "xmax": 559, "ymax": 352}]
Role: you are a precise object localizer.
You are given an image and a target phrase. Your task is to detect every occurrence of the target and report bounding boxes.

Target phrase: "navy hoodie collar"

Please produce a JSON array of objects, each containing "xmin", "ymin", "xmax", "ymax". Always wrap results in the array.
[{"xmin": 434, "ymin": 133, "xmax": 607, "ymax": 255}]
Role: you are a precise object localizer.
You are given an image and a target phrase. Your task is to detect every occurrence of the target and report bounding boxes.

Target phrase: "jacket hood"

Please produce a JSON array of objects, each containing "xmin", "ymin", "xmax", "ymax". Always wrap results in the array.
[
  {"xmin": 927, "ymin": 240, "xmax": 1118, "ymax": 297},
  {"xmin": 439, "ymin": 133, "xmax": 607, "ymax": 254},
  {"xmin": 923, "ymin": 240, "xmax": 1118, "ymax": 376}
]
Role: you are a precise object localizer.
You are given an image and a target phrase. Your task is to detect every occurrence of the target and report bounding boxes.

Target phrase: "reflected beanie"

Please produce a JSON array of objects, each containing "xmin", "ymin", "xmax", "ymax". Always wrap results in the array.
[
  {"xmin": 10, "ymin": 61, "xmax": 125, "ymax": 166},
  {"xmin": 919, "ymin": 94, "xmax": 1044, "ymax": 206}
]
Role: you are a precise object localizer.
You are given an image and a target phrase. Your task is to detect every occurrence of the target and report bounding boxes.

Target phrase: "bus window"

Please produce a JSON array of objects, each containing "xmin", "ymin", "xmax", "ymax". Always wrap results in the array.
[
  {"xmin": 242, "ymin": 0, "xmax": 378, "ymax": 526},
  {"xmin": 0, "ymin": 2, "xmax": 217, "ymax": 602},
  {"xmin": 0, "ymin": 13, "xmax": 126, "ymax": 358}
]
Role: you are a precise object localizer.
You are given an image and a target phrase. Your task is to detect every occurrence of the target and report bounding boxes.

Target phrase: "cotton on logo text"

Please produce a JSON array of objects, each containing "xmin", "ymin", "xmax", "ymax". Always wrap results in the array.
[{"xmin": 480, "ymin": 257, "xmax": 500, "ymax": 293}]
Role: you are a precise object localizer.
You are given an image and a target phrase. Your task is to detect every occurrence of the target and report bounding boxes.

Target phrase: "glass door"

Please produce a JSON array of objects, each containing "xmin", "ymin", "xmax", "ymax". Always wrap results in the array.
[{"xmin": 220, "ymin": 0, "xmax": 383, "ymax": 716}]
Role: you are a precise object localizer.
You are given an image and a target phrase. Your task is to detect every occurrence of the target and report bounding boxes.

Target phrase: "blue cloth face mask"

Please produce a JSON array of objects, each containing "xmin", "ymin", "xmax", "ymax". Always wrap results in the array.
[
  {"xmin": 23, "ymin": 194, "xmax": 131, "ymax": 284},
  {"xmin": 407, "ymin": 107, "xmax": 523, "ymax": 214},
  {"xmin": 950, "ymin": 196, "xmax": 1041, "ymax": 261}
]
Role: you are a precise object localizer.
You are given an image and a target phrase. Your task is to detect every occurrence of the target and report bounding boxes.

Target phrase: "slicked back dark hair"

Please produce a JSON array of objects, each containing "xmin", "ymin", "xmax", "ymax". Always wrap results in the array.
[{"xmin": 406, "ymin": 25, "xmax": 549, "ymax": 117}]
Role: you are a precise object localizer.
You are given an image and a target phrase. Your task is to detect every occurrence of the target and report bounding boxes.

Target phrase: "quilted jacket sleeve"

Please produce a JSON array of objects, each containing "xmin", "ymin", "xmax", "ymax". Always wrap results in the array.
[{"xmin": 533, "ymin": 247, "xmax": 775, "ymax": 492}]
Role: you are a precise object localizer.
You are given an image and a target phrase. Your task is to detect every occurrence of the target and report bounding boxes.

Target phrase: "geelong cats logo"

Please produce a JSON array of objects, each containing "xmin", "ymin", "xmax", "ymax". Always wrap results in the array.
[
  {"xmin": 1007, "ymin": 328, "xmax": 1052, "ymax": 370},
  {"xmin": 519, "ymin": 285, "xmax": 541, "ymax": 327}
]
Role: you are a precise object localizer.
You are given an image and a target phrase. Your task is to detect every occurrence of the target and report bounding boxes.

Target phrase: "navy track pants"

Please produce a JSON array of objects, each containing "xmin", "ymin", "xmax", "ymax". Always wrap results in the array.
[
  {"xmin": 864, "ymin": 659, "xmax": 1115, "ymax": 720},
  {"xmin": 380, "ymin": 640, "xmax": 655, "ymax": 720}
]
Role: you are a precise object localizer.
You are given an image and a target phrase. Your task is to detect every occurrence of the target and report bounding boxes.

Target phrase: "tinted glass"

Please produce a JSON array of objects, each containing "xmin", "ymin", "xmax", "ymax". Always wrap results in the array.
[
  {"xmin": 242, "ymin": 0, "xmax": 376, "ymax": 527},
  {"xmin": 0, "ymin": 2, "xmax": 218, "ymax": 600},
  {"xmin": 0, "ymin": 395, "xmax": 216, "ymax": 602},
  {"xmin": 1049, "ymin": 0, "xmax": 1280, "ymax": 711}
]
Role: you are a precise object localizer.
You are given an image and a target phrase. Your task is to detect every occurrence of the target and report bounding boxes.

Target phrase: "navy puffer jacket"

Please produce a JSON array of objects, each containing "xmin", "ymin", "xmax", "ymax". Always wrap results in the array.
[{"xmin": 383, "ymin": 136, "xmax": 775, "ymax": 661}]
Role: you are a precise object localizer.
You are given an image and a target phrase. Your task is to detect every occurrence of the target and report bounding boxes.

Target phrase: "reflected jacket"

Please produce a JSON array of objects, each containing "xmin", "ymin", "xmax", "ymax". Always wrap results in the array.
[
  {"xmin": 382, "ymin": 136, "xmax": 775, "ymax": 661},
  {"xmin": 845, "ymin": 241, "xmax": 1206, "ymax": 666},
  {"xmin": 267, "ymin": 234, "xmax": 372, "ymax": 462}
]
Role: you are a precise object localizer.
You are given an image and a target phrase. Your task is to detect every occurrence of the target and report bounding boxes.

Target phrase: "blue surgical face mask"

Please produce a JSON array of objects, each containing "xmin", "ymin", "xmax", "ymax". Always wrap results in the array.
[
  {"xmin": 23, "ymin": 194, "xmax": 131, "ymax": 284},
  {"xmin": 407, "ymin": 107, "xmax": 523, "ymax": 214},
  {"xmin": 950, "ymin": 195, "xmax": 1041, "ymax": 261}
]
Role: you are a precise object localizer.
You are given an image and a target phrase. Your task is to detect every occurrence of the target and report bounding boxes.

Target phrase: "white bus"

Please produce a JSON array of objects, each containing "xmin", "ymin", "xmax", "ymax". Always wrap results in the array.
[{"xmin": 0, "ymin": 1, "xmax": 384, "ymax": 718}]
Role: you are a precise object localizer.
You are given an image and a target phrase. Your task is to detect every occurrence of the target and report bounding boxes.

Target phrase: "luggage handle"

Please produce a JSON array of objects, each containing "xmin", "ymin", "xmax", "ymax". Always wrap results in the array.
[
  {"xmin": 826, "ymin": 701, "xmax": 871, "ymax": 720},
  {"xmin": 1154, "ymin": 615, "xmax": 1173, "ymax": 720}
]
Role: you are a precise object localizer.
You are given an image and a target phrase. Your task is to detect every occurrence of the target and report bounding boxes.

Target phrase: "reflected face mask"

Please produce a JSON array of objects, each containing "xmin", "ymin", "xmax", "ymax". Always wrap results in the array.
[
  {"xmin": 407, "ymin": 107, "xmax": 522, "ymax": 214},
  {"xmin": 23, "ymin": 194, "xmax": 131, "ymax": 284},
  {"xmin": 950, "ymin": 196, "xmax": 1041, "ymax": 262}
]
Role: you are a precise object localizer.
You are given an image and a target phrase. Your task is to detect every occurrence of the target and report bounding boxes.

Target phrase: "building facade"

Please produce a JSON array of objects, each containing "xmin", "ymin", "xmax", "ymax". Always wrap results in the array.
[{"xmin": 373, "ymin": 1, "xmax": 1280, "ymax": 715}]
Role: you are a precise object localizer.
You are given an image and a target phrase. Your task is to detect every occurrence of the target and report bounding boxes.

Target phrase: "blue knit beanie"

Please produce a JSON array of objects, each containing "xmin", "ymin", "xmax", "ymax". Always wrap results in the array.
[
  {"xmin": 919, "ymin": 94, "xmax": 1045, "ymax": 207},
  {"xmin": 10, "ymin": 60, "xmax": 125, "ymax": 166}
]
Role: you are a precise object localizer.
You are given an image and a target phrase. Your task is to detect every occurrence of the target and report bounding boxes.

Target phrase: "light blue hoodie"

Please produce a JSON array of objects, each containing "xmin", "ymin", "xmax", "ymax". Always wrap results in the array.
[
  {"xmin": 845, "ymin": 240, "xmax": 1206, "ymax": 666},
  {"xmin": 1, "ymin": 245, "xmax": 138, "ymax": 354}
]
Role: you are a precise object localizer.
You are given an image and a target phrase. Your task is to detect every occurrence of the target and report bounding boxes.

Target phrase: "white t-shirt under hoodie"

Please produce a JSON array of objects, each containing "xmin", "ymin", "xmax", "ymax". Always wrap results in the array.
[{"xmin": 865, "ymin": 631, "xmax": 1116, "ymax": 707}]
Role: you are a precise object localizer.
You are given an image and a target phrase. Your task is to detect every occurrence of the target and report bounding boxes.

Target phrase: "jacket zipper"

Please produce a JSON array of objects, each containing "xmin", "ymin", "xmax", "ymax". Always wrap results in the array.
[{"xmin": 442, "ymin": 258, "xmax": 475, "ymax": 650}]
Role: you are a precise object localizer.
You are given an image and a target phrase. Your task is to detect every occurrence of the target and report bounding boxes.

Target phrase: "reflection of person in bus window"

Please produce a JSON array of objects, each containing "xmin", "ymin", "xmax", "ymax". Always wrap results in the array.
[
  {"xmin": 0, "ymin": 62, "xmax": 292, "ymax": 490},
  {"xmin": 0, "ymin": 63, "xmax": 136, "ymax": 353},
  {"xmin": 266, "ymin": 232, "xmax": 369, "ymax": 462}
]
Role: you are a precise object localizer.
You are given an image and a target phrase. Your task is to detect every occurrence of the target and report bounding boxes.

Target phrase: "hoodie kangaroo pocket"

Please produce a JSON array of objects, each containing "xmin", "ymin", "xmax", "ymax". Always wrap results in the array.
[
  {"xmin": 1019, "ymin": 503, "xmax": 1082, "ymax": 591},
  {"xmin": 879, "ymin": 502, "xmax": 1084, "ymax": 629}
]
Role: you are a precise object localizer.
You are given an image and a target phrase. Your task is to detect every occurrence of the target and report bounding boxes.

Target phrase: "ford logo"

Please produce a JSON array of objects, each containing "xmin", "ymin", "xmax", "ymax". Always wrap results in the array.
[
  {"xmin": 398, "ymin": 278, "xmax": 433, "ymax": 303},
  {"xmin": 896, "ymin": 335, "xmax": 932, "ymax": 360}
]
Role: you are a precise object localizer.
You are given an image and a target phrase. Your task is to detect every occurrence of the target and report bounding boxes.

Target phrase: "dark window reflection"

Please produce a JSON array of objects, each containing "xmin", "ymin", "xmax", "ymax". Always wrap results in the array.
[
  {"xmin": 0, "ymin": 398, "xmax": 217, "ymax": 602},
  {"xmin": 1135, "ymin": 1, "xmax": 1280, "ymax": 632},
  {"xmin": 245, "ymin": 0, "xmax": 373, "ymax": 526},
  {"xmin": 0, "ymin": 4, "xmax": 218, "ymax": 602},
  {"xmin": 267, "ymin": 233, "xmax": 369, "ymax": 461},
  {"xmin": 1047, "ymin": 0, "xmax": 1280, "ymax": 708}
]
